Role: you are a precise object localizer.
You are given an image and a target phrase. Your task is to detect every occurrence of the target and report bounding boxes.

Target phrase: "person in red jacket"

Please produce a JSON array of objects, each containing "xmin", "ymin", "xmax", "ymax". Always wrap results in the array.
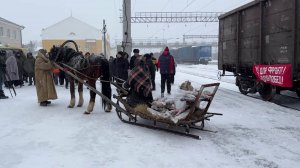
[{"xmin": 157, "ymin": 47, "xmax": 175, "ymax": 98}]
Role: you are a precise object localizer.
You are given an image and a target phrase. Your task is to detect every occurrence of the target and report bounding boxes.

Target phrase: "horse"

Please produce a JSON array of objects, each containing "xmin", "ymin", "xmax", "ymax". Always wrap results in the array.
[{"xmin": 48, "ymin": 41, "xmax": 112, "ymax": 114}]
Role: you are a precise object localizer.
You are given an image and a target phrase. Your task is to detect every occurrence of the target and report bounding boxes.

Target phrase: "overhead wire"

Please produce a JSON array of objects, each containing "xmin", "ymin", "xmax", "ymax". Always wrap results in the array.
[
  {"xmin": 181, "ymin": 0, "xmax": 197, "ymax": 12},
  {"xmin": 182, "ymin": 0, "xmax": 250, "ymax": 39},
  {"xmin": 148, "ymin": 0, "xmax": 199, "ymax": 41},
  {"xmin": 182, "ymin": 0, "xmax": 219, "ymax": 36},
  {"xmin": 147, "ymin": 0, "xmax": 173, "ymax": 40},
  {"xmin": 223, "ymin": 0, "xmax": 251, "ymax": 12},
  {"xmin": 198, "ymin": 0, "xmax": 217, "ymax": 9}
]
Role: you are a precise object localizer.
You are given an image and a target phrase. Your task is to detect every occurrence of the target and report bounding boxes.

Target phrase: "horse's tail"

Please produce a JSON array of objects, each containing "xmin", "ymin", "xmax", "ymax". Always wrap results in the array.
[{"xmin": 100, "ymin": 58, "xmax": 112, "ymax": 110}]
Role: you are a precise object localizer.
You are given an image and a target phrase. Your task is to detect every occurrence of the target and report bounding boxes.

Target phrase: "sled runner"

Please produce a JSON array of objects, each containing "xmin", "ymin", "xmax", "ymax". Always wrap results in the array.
[{"xmin": 113, "ymin": 82, "xmax": 222, "ymax": 140}]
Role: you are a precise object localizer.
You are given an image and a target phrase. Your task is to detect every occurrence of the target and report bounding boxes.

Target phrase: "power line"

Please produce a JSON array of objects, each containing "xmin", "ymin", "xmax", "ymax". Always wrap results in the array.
[
  {"xmin": 198, "ymin": 0, "xmax": 217, "ymax": 9},
  {"xmin": 181, "ymin": 0, "xmax": 197, "ymax": 12},
  {"xmin": 132, "ymin": 0, "xmax": 137, "ymax": 13},
  {"xmin": 147, "ymin": 0, "xmax": 172, "ymax": 40},
  {"xmin": 160, "ymin": 0, "xmax": 172, "ymax": 12},
  {"xmin": 223, "ymin": 0, "xmax": 251, "ymax": 12}
]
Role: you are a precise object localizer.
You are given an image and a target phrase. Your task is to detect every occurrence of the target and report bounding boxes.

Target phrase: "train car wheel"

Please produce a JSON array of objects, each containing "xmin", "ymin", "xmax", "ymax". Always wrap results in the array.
[
  {"xmin": 236, "ymin": 77, "xmax": 249, "ymax": 95},
  {"xmin": 258, "ymin": 83, "xmax": 276, "ymax": 101},
  {"xmin": 238, "ymin": 83, "xmax": 249, "ymax": 95}
]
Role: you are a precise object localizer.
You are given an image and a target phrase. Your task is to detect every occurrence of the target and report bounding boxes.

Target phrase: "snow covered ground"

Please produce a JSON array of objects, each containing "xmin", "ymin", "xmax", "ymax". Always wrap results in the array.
[{"xmin": 1, "ymin": 64, "xmax": 300, "ymax": 168}]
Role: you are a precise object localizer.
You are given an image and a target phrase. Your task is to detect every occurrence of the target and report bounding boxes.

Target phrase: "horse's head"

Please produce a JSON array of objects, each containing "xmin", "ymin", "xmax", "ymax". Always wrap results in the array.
[{"xmin": 49, "ymin": 45, "xmax": 64, "ymax": 62}]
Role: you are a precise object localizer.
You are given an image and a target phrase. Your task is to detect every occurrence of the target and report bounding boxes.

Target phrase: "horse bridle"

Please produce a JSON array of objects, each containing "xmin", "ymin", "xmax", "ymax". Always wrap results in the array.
[{"xmin": 54, "ymin": 40, "xmax": 79, "ymax": 62}]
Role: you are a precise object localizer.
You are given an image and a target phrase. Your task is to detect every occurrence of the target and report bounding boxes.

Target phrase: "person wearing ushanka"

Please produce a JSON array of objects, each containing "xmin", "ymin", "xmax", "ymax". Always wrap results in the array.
[
  {"xmin": 129, "ymin": 49, "xmax": 141, "ymax": 70},
  {"xmin": 115, "ymin": 51, "xmax": 129, "ymax": 84}
]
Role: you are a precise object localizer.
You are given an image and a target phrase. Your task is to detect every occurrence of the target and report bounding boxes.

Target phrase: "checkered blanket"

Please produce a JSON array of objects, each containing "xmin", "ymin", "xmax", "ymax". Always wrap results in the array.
[{"xmin": 128, "ymin": 60, "xmax": 152, "ymax": 97}]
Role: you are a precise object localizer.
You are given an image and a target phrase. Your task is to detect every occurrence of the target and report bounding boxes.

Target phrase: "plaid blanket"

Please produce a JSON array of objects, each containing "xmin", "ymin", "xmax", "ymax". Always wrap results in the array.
[{"xmin": 128, "ymin": 59, "xmax": 152, "ymax": 97}]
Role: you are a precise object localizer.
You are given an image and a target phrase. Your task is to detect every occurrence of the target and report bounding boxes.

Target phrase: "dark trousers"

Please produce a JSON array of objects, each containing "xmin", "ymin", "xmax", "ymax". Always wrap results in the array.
[
  {"xmin": 151, "ymin": 79, "xmax": 155, "ymax": 90},
  {"xmin": 28, "ymin": 76, "xmax": 35, "ymax": 85},
  {"xmin": 151, "ymin": 73, "xmax": 156, "ymax": 90},
  {"xmin": 161, "ymin": 74, "xmax": 171, "ymax": 94},
  {"xmin": 59, "ymin": 71, "xmax": 66, "ymax": 85},
  {"xmin": 53, "ymin": 73, "xmax": 59, "ymax": 85}
]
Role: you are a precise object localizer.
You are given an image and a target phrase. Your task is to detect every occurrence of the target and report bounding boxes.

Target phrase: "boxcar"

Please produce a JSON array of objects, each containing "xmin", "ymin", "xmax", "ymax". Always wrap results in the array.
[
  {"xmin": 218, "ymin": 0, "xmax": 300, "ymax": 100},
  {"xmin": 195, "ymin": 46, "xmax": 212, "ymax": 64},
  {"xmin": 169, "ymin": 46, "xmax": 212, "ymax": 64}
]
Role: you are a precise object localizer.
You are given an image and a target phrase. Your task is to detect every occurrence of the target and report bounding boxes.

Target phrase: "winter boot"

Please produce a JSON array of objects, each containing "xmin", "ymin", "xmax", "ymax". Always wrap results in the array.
[
  {"xmin": 40, "ymin": 101, "xmax": 48, "ymax": 106},
  {"xmin": 0, "ymin": 90, "xmax": 8, "ymax": 99},
  {"xmin": 161, "ymin": 93, "xmax": 164, "ymax": 98}
]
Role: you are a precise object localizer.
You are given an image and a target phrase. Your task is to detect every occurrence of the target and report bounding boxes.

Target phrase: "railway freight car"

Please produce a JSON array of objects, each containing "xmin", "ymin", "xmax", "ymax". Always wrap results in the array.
[
  {"xmin": 170, "ymin": 46, "xmax": 212, "ymax": 64},
  {"xmin": 218, "ymin": 0, "xmax": 300, "ymax": 100},
  {"xmin": 195, "ymin": 46, "xmax": 212, "ymax": 64}
]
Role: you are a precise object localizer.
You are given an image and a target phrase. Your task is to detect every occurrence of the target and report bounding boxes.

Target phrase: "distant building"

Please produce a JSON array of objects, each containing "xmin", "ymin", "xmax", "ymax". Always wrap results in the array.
[
  {"xmin": 0, "ymin": 17, "xmax": 25, "ymax": 48},
  {"xmin": 41, "ymin": 16, "xmax": 111, "ymax": 56}
]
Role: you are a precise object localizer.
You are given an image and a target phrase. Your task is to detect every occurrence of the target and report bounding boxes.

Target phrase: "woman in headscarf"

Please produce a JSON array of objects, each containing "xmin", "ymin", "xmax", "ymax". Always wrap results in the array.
[{"xmin": 123, "ymin": 56, "xmax": 153, "ymax": 107}]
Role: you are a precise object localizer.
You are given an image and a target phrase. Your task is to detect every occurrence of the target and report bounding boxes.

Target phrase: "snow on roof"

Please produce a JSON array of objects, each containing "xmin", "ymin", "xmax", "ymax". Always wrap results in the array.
[{"xmin": 41, "ymin": 16, "xmax": 101, "ymax": 40}]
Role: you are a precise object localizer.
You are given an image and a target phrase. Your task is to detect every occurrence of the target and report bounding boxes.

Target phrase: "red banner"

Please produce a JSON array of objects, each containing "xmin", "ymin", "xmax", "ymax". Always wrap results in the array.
[{"xmin": 253, "ymin": 64, "xmax": 293, "ymax": 88}]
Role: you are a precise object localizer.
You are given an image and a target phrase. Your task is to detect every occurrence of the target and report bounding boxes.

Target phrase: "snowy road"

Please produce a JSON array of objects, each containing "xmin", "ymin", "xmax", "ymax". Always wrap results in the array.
[{"xmin": 0, "ymin": 64, "xmax": 300, "ymax": 168}]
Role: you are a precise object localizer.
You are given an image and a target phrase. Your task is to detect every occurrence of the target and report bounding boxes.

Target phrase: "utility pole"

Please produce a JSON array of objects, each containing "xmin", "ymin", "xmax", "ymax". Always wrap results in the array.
[
  {"xmin": 122, "ymin": 0, "xmax": 132, "ymax": 55},
  {"xmin": 102, "ymin": 19, "xmax": 107, "ymax": 59}
]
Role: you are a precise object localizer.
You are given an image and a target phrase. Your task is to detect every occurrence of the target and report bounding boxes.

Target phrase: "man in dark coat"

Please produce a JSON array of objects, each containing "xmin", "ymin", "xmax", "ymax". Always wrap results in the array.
[
  {"xmin": 129, "ymin": 49, "xmax": 141, "ymax": 70},
  {"xmin": 0, "ymin": 50, "xmax": 8, "ymax": 99},
  {"xmin": 115, "ymin": 51, "xmax": 129, "ymax": 84},
  {"xmin": 23, "ymin": 52, "xmax": 35, "ymax": 85},
  {"xmin": 15, "ymin": 51, "xmax": 25, "ymax": 87},
  {"xmin": 144, "ymin": 53, "xmax": 156, "ymax": 90},
  {"xmin": 157, "ymin": 47, "xmax": 175, "ymax": 98}
]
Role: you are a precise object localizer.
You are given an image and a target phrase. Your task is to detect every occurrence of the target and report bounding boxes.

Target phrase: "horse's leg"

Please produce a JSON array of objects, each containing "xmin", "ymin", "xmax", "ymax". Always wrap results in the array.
[
  {"xmin": 77, "ymin": 82, "xmax": 84, "ymax": 107},
  {"xmin": 84, "ymin": 80, "xmax": 96, "ymax": 114},
  {"xmin": 105, "ymin": 102, "xmax": 112, "ymax": 112},
  {"xmin": 68, "ymin": 78, "xmax": 76, "ymax": 108}
]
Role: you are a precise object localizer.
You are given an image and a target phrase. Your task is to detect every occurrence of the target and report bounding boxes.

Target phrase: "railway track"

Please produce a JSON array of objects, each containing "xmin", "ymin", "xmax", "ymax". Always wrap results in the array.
[
  {"xmin": 177, "ymin": 68, "xmax": 300, "ymax": 111},
  {"xmin": 177, "ymin": 68, "xmax": 235, "ymax": 85}
]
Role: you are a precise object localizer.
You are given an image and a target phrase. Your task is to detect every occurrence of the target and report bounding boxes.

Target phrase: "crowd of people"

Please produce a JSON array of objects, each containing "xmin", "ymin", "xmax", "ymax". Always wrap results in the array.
[
  {"xmin": 0, "ymin": 49, "xmax": 37, "ymax": 99},
  {"xmin": 0, "ymin": 46, "xmax": 177, "ymax": 109},
  {"xmin": 109, "ymin": 47, "xmax": 176, "ymax": 107}
]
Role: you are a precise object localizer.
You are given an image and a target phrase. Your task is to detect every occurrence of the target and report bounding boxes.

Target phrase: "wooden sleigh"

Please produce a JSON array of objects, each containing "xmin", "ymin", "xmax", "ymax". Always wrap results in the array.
[
  {"xmin": 113, "ymin": 82, "xmax": 222, "ymax": 140},
  {"xmin": 53, "ymin": 52, "xmax": 222, "ymax": 140}
]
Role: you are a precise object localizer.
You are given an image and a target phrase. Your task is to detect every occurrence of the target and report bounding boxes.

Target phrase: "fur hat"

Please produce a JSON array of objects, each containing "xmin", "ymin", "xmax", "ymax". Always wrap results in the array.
[
  {"xmin": 144, "ymin": 53, "xmax": 151, "ymax": 59},
  {"xmin": 133, "ymin": 49, "xmax": 140, "ymax": 53}
]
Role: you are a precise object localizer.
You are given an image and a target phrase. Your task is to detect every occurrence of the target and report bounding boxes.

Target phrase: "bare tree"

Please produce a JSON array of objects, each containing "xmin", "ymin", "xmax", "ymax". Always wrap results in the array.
[{"xmin": 23, "ymin": 41, "xmax": 37, "ymax": 53}]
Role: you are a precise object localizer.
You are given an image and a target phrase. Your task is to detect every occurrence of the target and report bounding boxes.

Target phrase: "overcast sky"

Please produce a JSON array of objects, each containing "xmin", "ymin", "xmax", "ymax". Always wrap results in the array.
[{"xmin": 1, "ymin": 0, "xmax": 253, "ymax": 45}]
